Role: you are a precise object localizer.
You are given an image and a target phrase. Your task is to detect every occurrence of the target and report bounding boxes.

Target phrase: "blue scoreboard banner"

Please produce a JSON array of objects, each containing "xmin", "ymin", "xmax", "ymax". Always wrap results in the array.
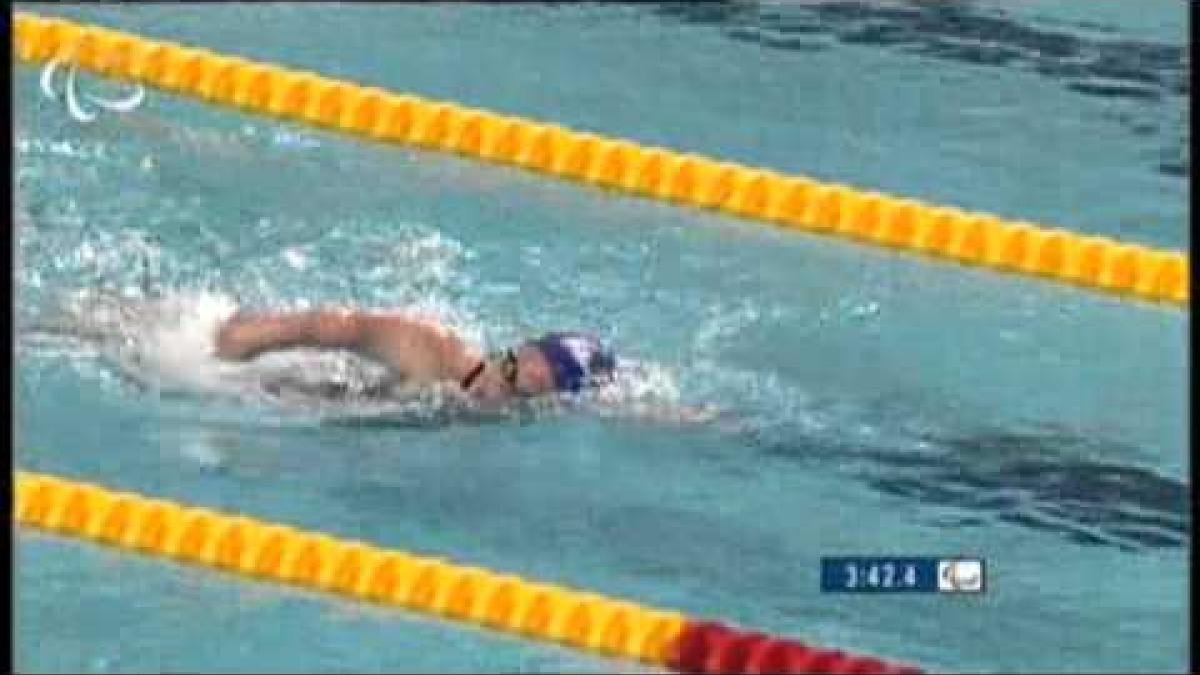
[{"xmin": 820, "ymin": 557, "xmax": 985, "ymax": 594}]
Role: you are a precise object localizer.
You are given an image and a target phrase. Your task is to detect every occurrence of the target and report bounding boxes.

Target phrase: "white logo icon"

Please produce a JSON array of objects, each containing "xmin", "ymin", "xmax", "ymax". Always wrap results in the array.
[
  {"xmin": 938, "ymin": 559, "xmax": 984, "ymax": 593},
  {"xmin": 40, "ymin": 53, "xmax": 146, "ymax": 124}
]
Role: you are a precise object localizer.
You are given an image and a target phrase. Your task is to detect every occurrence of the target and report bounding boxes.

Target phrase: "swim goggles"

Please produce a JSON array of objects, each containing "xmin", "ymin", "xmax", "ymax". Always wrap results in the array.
[{"xmin": 459, "ymin": 348, "xmax": 520, "ymax": 392}]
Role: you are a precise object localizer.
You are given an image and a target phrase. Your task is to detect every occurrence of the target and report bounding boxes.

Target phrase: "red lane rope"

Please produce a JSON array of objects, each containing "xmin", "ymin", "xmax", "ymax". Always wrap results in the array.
[{"xmin": 669, "ymin": 621, "xmax": 923, "ymax": 675}]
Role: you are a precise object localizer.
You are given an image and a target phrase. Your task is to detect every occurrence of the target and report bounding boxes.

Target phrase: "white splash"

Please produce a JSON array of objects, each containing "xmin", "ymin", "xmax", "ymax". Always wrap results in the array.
[
  {"xmin": 134, "ymin": 291, "xmax": 240, "ymax": 393},
  {"xmin": 282, "ymin": 247, "xmax": 308, "ymax": 270}
]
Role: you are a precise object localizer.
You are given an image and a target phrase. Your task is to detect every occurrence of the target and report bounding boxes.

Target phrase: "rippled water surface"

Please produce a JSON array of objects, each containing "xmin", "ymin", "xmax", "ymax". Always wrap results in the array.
[{"xmin": 14, "ymin": 2, "xmax": 1188, "ymax": 673}]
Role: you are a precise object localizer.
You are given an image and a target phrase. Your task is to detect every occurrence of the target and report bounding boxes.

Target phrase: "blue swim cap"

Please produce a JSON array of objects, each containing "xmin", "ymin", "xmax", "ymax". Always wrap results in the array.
[{"xmin": 530, "ymin": 332, "xmax": 616, "ymax": 393}]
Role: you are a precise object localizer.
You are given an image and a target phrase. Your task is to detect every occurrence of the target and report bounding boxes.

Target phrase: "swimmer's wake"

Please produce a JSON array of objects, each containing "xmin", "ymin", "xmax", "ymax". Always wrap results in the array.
[
  {"xmin": 22, "ymin": 291, "xmax": 459, "ymax": 422},
  {"xmin": 21, "ymin": 290, "xmax": 708, "ymax": 428}
]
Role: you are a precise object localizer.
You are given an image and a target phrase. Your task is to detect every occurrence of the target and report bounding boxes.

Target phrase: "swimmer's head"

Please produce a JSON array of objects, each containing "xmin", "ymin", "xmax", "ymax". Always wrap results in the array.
[
  {"xmin": 467, "ymin": 332, "xmax": 616, "ymax": 401},
  {"xmin": 526, "ymin": 332, "xmax": 616, "ymax": 393}
]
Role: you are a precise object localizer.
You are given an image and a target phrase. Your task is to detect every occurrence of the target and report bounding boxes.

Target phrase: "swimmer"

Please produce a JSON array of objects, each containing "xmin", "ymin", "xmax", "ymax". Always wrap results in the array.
[{"xmin": 214, "ymin": 307, "xmax": 718, "ymax": 423}]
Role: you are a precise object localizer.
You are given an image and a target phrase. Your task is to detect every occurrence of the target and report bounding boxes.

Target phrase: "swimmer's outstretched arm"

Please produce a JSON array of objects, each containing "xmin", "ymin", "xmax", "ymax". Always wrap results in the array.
[
  {"xmin": 214, "ymin": 309, "xmax": 364, "ymax": 360},
  {"xmin": 587, "ymin": 399, "xmax": 729, "ymax": 428},
  {"xmin": 215, "ymin": 309, "xmax": 474, "ymax": 382}
]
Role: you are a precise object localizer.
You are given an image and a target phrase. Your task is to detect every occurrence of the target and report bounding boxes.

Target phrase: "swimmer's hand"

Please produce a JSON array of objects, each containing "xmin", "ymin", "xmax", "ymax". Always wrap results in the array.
[
  {"xmin": 213, "ymin": 312, "xmax": 265, "ymax": 360},
  {"xmin": 594, "ymin": 401, "xmax": 730, "ymax": 428},
  {"xmin": 671, "ymin": 403, "xmax": 723, "ymax": 425}
]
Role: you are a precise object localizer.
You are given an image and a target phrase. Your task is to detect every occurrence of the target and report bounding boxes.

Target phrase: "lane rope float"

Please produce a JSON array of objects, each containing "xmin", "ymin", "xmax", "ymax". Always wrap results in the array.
[
  {"xmin": 14, "ymin": 470, "xmax": 922, "ymax": 674},
  {"xmin": 11, "ymin": 12, "xmax": 1189, "ymax": 306}
]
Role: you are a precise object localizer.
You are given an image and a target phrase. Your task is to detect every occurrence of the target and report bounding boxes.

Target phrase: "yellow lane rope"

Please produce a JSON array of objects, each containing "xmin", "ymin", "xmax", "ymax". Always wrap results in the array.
[
  {"xmin": 14, "ymin": 470, "xmax": 686, "ymax": 666},
  {"xmin": 12, "ymin": 12, "xmax": 1188, "ymax": 306}
]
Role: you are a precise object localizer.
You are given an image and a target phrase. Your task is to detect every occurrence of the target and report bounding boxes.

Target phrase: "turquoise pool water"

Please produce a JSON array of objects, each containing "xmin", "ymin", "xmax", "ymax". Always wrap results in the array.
[{"xmin": 14, "ymin": 2, "xmax": 1188, "ymax": 673}]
